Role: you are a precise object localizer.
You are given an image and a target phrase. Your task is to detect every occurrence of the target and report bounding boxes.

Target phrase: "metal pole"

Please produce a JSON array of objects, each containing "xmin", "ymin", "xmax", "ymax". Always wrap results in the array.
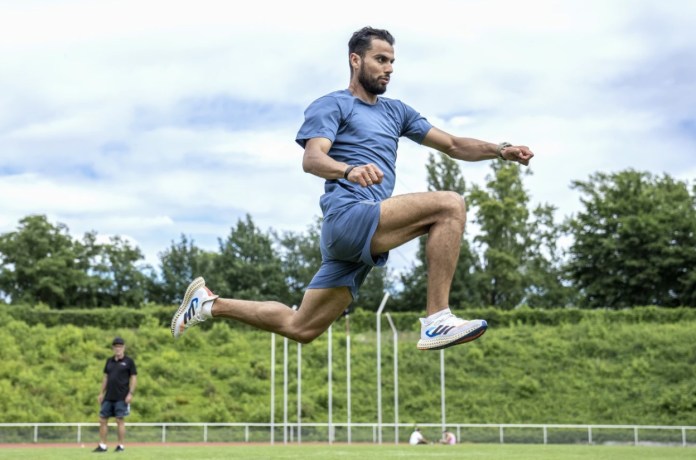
[
  {"xmin": 346, "ymin": 313, "xmax": 352, "ymax": 444},
  {"xmin": 284, "ymin": 305, "xmax": 298, "ymax": 445},
  {"xmin": 270, "ymin": 334, "xmax": 276, "ymax": 445},
  {"xmin": 328, "ymin": 324, "xmax": 333, "ymax": 444},
  {"xmin": 297, "ymin": 340, "xmax": 302, "ymax": 444},
  {"xmin": 440, "ymin": 349, "xmax": 445, "ymax": 432},
  {"xmin": 385, "ymin": 313, "xmax": 399, "ymax": 445},
  {"xmin": 283, "ymin": 333, "xmax": 289, "ymax": 444},
  {"xmin": 376, "ymin": 292, "xmax": 390, "ymax": 445}
]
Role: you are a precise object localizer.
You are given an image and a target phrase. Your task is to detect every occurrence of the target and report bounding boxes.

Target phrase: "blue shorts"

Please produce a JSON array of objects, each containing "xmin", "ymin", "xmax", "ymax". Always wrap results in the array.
[
  {"xmin": 99, "ymin": 400, "xmax": 130, "ymax": 419},
  {"xmin": 308, "ymin": 200, "xmax": 388, "ymax": 299}
]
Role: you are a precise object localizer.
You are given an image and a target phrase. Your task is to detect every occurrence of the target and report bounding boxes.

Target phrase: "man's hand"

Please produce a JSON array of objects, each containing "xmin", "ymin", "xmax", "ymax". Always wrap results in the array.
[
  {"xmin": 502, "ymin": 145, "xmax": 534, "ymax": 166},
  {"xmin": 97, "ymin": 393, "xmax": 104, "ymax": 404},
  {"xmin": 346, "ymin": 163, "xmax": 384, "ymax": 187}
]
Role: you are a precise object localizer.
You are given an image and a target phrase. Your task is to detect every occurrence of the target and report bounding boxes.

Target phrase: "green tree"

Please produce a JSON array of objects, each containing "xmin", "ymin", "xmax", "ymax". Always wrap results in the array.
[
  {"xmin": 76, "ymin": 231, "xmax": 114, "ymax": 307},
  {"xmin": 275, "ymin": 217, "xmax": 323, "ymax": 307},
  {"xmin": 468, "ymin": 161, "xmax": 568, "ymax": 309},
  {"xmin": 0, "ymin": 215, "xmax": 86, "ymax": 308},
  {"xmin": 156, "ymin": 234, "xmax": 219, "ymax": 304},
  {"xmin": 468, "ymin": 162, "xmax": 529, "ymax": 308},
  {"xmin": 524, "ymin": 204, "xmax": 575, "ymax": 307},
  {"xmin": 215, "ymin": 214, "xmax": 289, "ymax": 301},
  {"xmin": 95, "ymin": 235, "xmax": 150, "ymax": 307},
  {"xmin": 565, "ymin": 170, "xmax": 696, "ymax": 308}
]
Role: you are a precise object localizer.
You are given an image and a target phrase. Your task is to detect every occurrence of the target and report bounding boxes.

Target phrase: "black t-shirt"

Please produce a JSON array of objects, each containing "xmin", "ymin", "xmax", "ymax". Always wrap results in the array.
[{"xmin": 103, "ymin": 355, "xmax": 137, "ymax": 401}]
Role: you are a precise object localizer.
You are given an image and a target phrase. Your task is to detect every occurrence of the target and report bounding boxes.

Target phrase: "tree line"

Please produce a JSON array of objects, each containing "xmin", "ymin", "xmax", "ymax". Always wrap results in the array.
[{"xmin": 1, "ymin": 156, "xmax": 695, "ymax": 310}]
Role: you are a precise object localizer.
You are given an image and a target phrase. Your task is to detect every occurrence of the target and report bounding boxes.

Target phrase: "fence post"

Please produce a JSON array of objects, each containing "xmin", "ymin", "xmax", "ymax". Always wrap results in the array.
[
  {"xmin": 634, "ymin": 427, "xmax": 638, "ymax": 445},
  {"xmin": 543, "ymin": 425, "xmax": 547, "ymax": 445}
]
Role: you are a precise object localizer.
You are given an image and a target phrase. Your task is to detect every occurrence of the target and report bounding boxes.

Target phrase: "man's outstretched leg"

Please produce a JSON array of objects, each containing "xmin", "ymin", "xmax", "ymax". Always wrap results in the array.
[{"xmin": 171, "ymin": 279, "xmax": 351, "ymax": 344}]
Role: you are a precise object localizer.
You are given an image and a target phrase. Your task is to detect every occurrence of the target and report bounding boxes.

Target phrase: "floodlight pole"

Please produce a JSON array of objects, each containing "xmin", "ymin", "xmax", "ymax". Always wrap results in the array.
[
  {"xmin": 385, "ymin": 312, "xmax": 399, "ymax": 444},
  {"xmin": 376, "ymin": 292, "xmax": 390, "ymax": 445}
]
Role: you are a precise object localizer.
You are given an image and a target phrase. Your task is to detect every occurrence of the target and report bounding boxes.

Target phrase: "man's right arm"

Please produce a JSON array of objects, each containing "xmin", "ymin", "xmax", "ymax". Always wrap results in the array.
[
  {"xmin": 302, "ymin": 137, "xmax": 384, "ymax": 187},
  {"xmin": 302, "ymin": 137, "xmax": 346, "ymax": 179}
]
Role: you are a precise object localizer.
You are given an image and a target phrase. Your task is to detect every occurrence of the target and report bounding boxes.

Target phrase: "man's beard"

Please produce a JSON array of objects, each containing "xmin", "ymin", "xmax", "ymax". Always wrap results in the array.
[{"xmin": 358, "ymin": 63, "xmax": 387, "ymax": 95}]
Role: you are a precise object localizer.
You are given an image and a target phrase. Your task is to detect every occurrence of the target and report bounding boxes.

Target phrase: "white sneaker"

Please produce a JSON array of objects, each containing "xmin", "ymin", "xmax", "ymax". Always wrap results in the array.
[
  {"xmin": 170, "ymin": 277, "xmax": 219, "ymax": 339},
  {"xmin": 417, "ymin": 312, "xmax": 487, "ymax": 350}
]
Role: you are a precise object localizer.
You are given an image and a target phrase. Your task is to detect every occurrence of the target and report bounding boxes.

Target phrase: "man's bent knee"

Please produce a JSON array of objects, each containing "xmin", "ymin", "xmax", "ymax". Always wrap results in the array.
[
  {"xmin": 291, "ymin": 329, "xmax": 323, "ymax": 345},
  {"xmin": 438, "ymin": 191, "xmax": 466, "ymax": 223}
]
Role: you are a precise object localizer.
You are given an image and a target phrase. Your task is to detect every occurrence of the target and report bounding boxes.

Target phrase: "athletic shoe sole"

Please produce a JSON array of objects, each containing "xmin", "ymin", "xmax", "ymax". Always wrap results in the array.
[
  {"xmin": 170, "ymin": 277, "xmax": 206, "ymax": 338},
  {"xmin": 417, "ymin": 320, "xmax": 488, "ymax": 351}
]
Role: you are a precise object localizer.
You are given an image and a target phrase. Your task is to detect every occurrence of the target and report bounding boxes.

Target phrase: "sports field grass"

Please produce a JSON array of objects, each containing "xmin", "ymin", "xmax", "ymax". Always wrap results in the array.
[{"xmin": 0, "ymin": 443, "xmax": 693, "ymax": 460}]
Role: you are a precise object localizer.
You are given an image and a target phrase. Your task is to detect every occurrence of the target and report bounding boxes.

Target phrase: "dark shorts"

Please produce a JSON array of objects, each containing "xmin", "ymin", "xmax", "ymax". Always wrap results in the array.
[
  {"xmin": 309, "ymin": 200, "xmax": 388, "ymax": 299},
  {"xmin": 99, "ymin": 400, "xmax": 130, "ymax": 419}
]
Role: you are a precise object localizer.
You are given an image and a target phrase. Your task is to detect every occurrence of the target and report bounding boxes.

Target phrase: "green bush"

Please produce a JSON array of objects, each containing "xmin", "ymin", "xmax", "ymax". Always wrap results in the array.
[{"xmin": 0, "ymin": 306, "xmax": 694, "ymax": 425}]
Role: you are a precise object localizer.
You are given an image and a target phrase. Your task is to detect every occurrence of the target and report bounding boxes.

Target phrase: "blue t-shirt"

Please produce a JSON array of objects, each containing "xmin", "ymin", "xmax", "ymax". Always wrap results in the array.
[{"xmin": 296, "ymin": 89, "xmax": 432, "ymax": 217}]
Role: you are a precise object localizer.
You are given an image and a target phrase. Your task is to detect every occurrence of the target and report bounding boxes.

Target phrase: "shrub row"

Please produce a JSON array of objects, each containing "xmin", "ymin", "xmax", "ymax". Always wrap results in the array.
[{"xmin": 6, "ymin": 304, "xmax": 695, "ymax": 332}]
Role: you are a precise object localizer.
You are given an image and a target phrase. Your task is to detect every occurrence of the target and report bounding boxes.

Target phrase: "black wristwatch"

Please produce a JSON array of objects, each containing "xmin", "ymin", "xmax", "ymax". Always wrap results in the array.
[
  {"xmin": 497, "ymin": 142, "xmax": 512, "ymax": 160},
  {"xmin": 344, "ymin": 165, "xmax": 356, "ymax": 179}
]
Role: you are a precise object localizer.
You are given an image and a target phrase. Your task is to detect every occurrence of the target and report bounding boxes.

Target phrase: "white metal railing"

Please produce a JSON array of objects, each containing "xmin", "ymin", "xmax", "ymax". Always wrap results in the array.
[{"xmin": 0, "ymin": 422, "xmax": 694, "ymax": 447}]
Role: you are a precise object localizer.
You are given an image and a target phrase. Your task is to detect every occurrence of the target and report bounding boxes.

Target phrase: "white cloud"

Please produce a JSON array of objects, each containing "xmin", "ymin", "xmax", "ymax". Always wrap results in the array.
[{"xmin": 1, "ymin": 0, "xmax": 695, "ymax": 279}]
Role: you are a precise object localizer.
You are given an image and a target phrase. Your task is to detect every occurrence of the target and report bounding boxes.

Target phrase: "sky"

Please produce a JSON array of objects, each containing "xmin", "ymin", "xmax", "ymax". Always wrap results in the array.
[{"xmin": 1, "ymin": 0, "xmax": 695, "ymax": 279}]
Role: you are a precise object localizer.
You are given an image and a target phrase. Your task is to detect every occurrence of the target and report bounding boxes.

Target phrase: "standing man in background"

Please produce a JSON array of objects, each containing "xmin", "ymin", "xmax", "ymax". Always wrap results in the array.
[{"xmin": 94, "ymin": 336, "xmax": 137, "ymax": 453}]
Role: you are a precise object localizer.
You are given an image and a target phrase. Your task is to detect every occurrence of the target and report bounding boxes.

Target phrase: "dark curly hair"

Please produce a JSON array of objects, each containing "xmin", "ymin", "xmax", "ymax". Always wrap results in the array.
[{"xmin": 348, "ymin": 26, "xmax": 395, "ymax": 57}]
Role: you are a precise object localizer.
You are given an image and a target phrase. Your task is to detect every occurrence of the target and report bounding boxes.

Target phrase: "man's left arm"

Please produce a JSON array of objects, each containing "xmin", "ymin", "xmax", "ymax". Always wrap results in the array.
[
  {"xmin": 126, "ymin": 374, "xmax": 137, "ymax": 404},
  {"xmin": 422, "ymin": 127, "xmax": 534, "ymax": 166}
]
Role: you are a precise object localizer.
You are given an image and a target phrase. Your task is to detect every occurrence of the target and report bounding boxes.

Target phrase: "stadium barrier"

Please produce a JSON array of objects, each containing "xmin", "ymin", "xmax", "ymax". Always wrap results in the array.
[{"xmin": 0, "ymin": 422, "xmax": 694, "ymax": 447}]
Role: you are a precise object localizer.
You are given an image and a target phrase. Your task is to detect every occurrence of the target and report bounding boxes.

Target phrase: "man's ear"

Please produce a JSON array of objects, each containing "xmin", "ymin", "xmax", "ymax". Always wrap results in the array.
[{"xmin": 349, "ymin": 52, "xmax": 361, "ymax": 70}]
